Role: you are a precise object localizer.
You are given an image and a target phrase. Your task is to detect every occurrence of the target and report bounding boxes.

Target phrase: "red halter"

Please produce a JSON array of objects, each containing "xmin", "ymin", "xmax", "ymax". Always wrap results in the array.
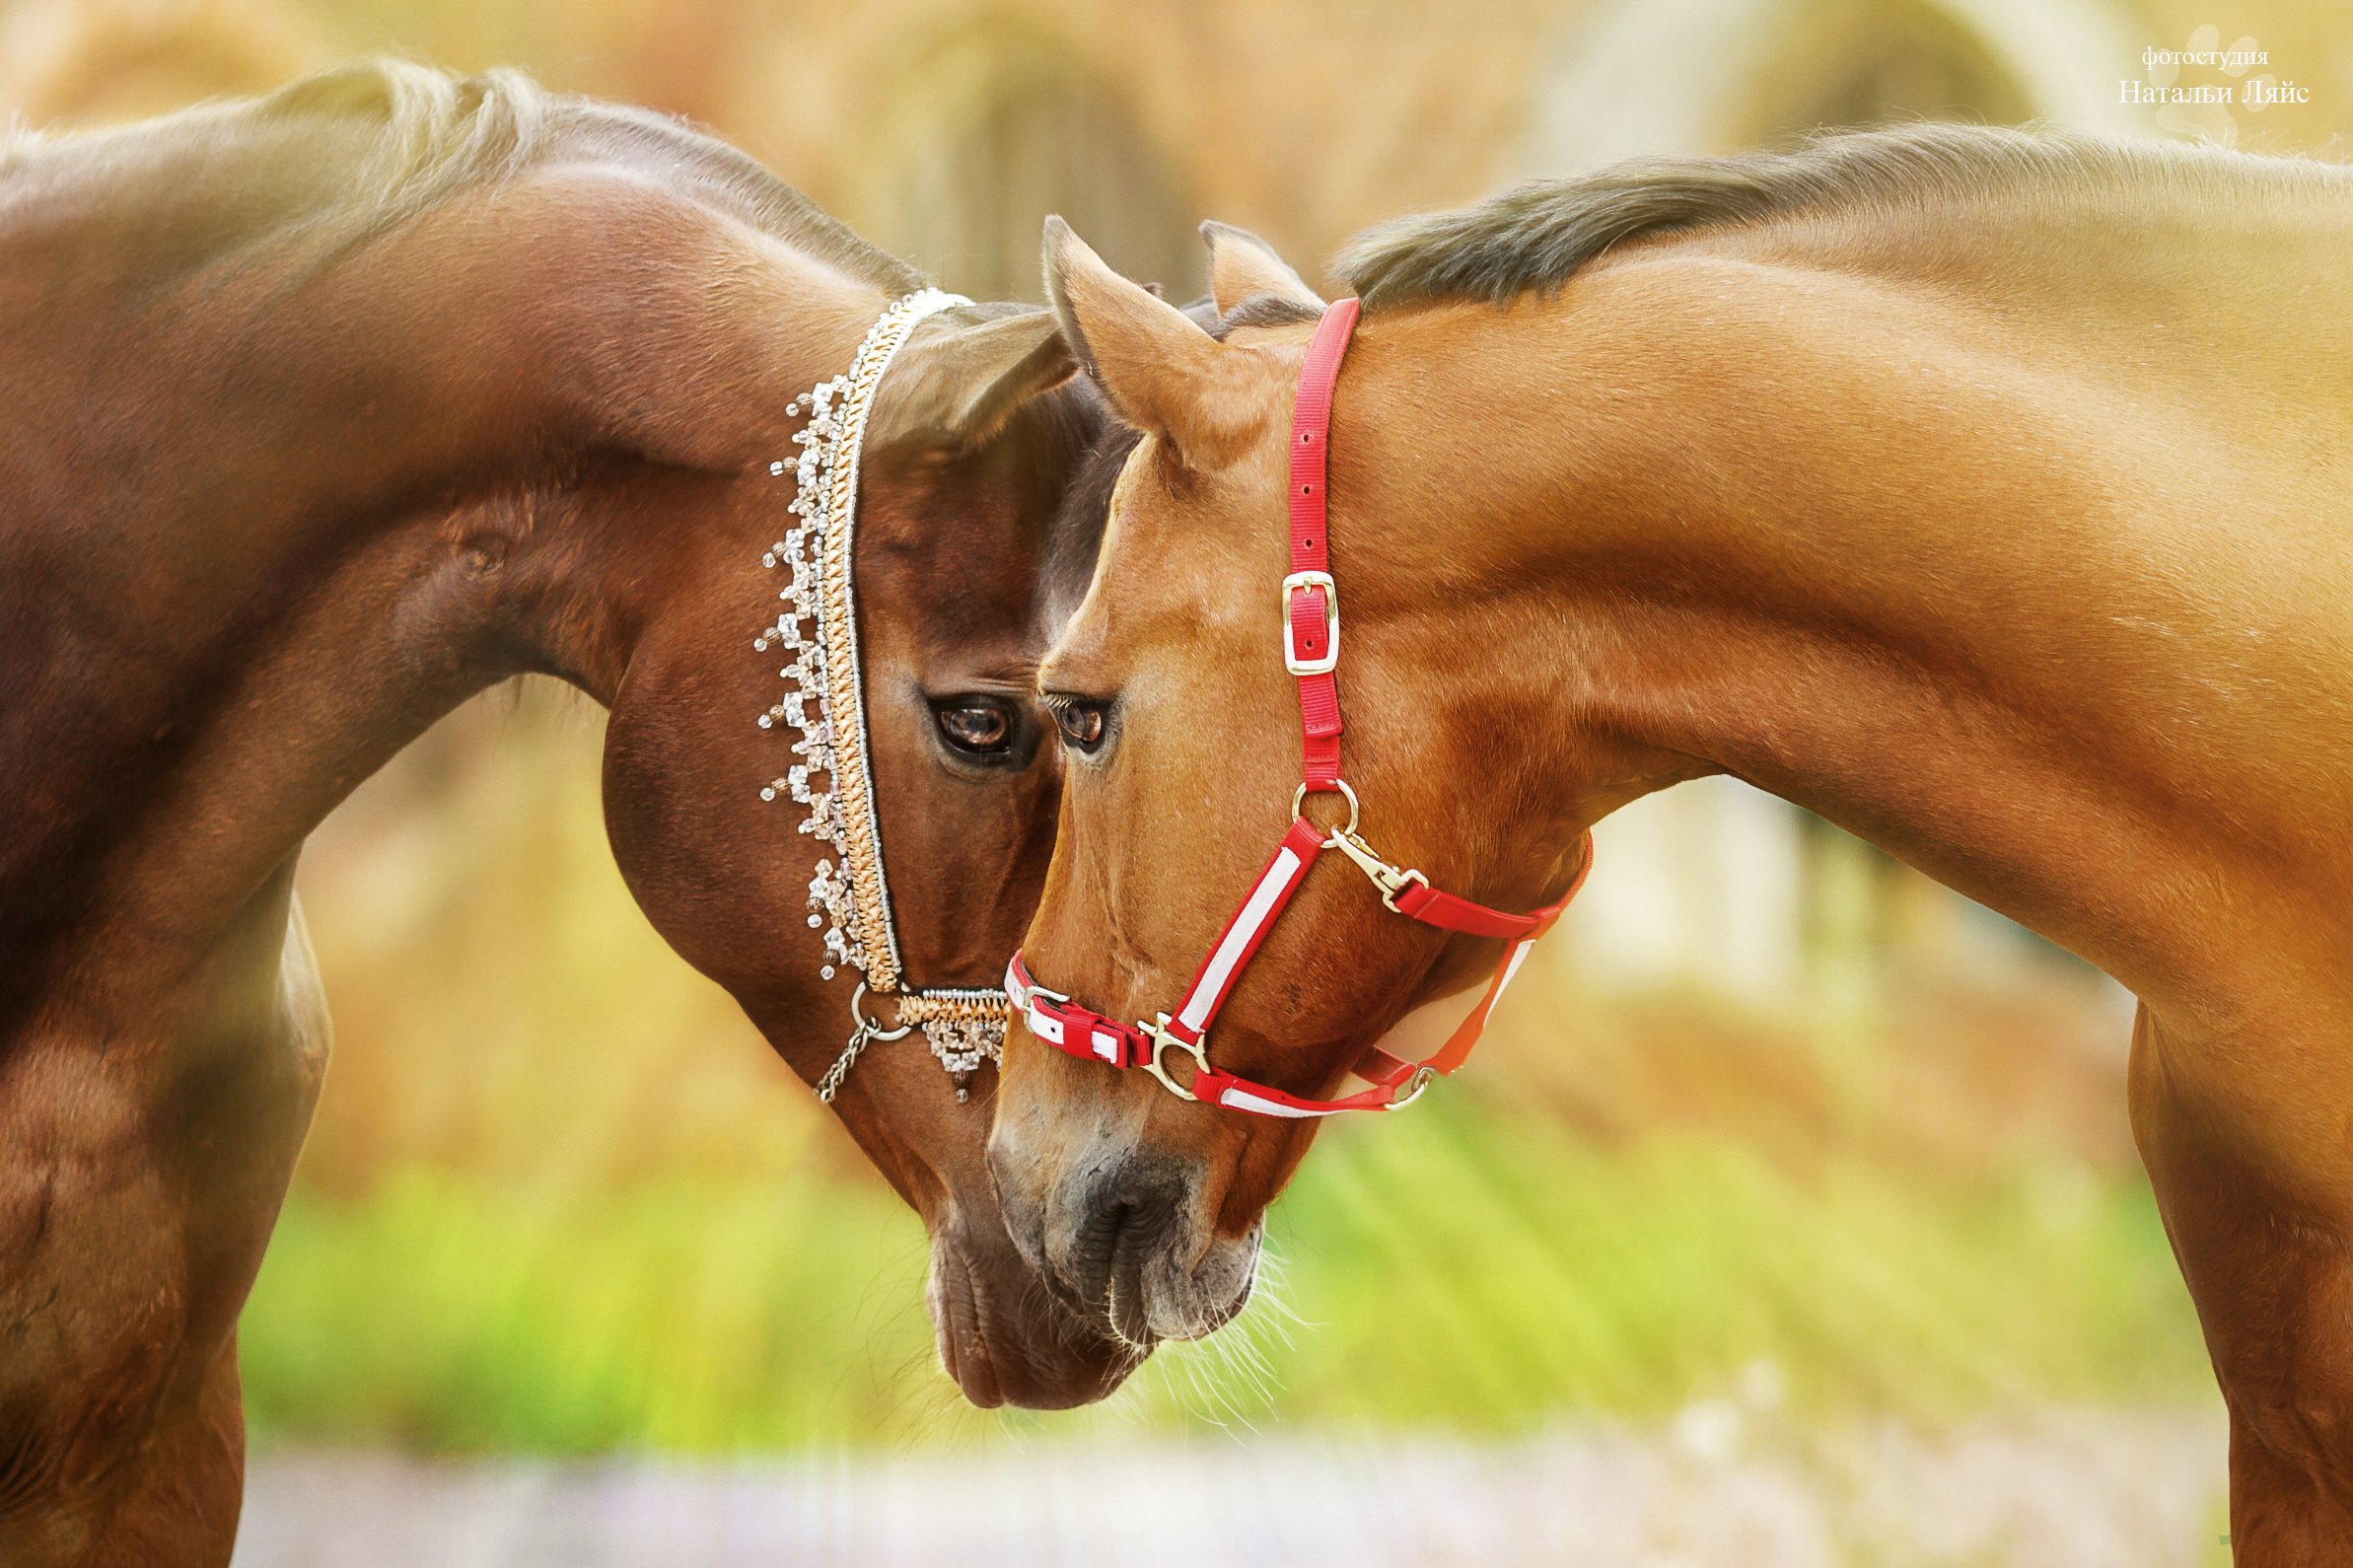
[{"xmin": 1006, "ymin": 298, "xmax": 1595, "ymax": 1118}]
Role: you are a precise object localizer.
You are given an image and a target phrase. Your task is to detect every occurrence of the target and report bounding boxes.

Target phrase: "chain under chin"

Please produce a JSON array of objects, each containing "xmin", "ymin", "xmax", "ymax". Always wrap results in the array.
[
  {"xmin": 816, "ymin": 986, "xmax": 1005, "ymax": 1105},
  {"xmin": 815, "ymin": 1027, "xmax": 870, "ymax": 1105}
]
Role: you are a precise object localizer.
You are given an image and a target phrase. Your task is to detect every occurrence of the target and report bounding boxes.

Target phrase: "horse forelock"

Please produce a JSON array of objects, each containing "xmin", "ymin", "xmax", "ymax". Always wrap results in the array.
[
  {"xmin": 1034, "ymin": 297, "xmax": 1235, "ymax": 636},
  {"xmin": 1038, "ymin": 400, "xmax": 1128, "ymax": 633},
  {"xmin": 1337, "ymin": 122, "xmax": 2351, "ymax": 312}
]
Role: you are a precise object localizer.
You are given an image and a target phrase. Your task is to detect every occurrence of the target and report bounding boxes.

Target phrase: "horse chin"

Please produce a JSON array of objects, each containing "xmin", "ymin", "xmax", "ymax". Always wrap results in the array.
[{"xmin": 925, "ymin": 1224, "xmax": 1143, "ymax": 1410}]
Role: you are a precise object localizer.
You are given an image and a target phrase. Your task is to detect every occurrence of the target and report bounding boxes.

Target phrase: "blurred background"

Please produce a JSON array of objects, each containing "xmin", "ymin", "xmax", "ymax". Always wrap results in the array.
[{"xmin": 10, "ymin": 0, "xmax": 2350, "ymax": 1562}]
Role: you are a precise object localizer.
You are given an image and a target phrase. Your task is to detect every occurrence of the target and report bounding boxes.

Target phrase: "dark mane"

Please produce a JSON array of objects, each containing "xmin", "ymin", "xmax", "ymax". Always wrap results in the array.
[
  {"xmin": 1337, "ymin": 122, "xmax": 2341, "ymax": 311},
  {"xmin": 1, "ymin": 59, "xmax": 926, "ymax": 292}
]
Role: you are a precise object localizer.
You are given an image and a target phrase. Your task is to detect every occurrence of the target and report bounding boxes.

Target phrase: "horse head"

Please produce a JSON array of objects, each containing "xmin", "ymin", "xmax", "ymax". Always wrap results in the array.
[{"xmin": 991, "ymin": 219, "xmax": 1596, "ymax": 1346}]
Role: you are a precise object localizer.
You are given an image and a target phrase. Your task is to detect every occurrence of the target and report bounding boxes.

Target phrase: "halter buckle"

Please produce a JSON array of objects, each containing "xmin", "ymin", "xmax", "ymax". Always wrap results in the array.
[
  {"xmin": 1281, "ymin": 571, "xmax": 1340, "ymax": 676},
  {"xmin": 1139, "ymin": 1014, "xmax": 1208, "ymax": 1103},
  {"xmin": 1326, "ymin": 825, "xmax": 1429, "ymax": 913}
]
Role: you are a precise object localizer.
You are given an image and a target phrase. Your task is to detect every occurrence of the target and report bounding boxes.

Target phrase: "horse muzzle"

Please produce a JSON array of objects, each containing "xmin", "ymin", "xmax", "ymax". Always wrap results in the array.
[
  {"xmin": 926, "ymin": 1215, "xmax": 1141, "ymax": 1409},
  {"xmin": 987, "ymin": 1127, "xmax": 1261, "ymax": 1348}
]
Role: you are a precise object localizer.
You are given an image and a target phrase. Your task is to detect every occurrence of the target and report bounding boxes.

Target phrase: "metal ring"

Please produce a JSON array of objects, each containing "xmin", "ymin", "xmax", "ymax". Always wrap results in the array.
[
  {"xmin": 1387, "ymin": 1064, "xmax": 1439, "ymax": 1110},
  {"xmin": 1290, "ymin": 777, "xmax": 1361, "ymax": 840},
  {"xmin": 849, "ymin": 980, "xmax": 915, "ymax": 1041}
]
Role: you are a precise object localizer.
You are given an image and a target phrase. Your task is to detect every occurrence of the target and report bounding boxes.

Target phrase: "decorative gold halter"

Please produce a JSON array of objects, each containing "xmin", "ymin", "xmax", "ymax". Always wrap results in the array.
[{"xmin": 755, "ymin": 288, "xmax": 1006, "ymax": 1104}]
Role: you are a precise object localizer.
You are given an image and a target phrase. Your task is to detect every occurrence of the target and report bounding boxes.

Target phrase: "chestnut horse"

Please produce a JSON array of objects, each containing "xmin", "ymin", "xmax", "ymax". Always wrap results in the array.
[
  {"xmin": 0, "ymin": 63, "xmax": 1133, "ymax": 1565},
  {"xmin": 998, "ymin": 130, "xmax": 2353, "ymax": 1560}
]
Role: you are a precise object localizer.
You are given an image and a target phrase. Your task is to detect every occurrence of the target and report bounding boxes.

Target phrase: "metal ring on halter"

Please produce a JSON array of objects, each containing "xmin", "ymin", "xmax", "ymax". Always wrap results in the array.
[
  {"xmin": 848, "ymin": 980, "xmax": 915, "ymax": 1042},
  {"xmin": 1139, "ymin": 1013, "xmax": 1209, "ymax": 1103},
  {"xmin": 1290, "ymin": 777, "xmax": 1361, "ymax": 839},
  {"xmin": 1388, "ymin": 1064, "xmax": 1439, "ymax": 1110}
]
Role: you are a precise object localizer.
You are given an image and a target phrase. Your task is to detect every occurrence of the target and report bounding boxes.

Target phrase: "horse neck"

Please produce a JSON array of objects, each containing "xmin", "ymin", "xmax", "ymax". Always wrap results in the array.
[
  {"xmin": 1343, "ymin": 211, "xmax": 2353, "ymax": 1009},
  {"xmin": 0, "ymin": 171, "xmax": 878, "ymax": 1014}
]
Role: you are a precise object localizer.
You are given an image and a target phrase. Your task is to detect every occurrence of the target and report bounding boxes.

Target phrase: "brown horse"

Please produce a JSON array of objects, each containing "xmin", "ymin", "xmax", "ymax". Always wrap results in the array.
[
  {"xmin": 997, "ymin": 130, "xmax": 2353, "ymax": 1559},
  {"xmin": 0, "ymin": 62, "xmax": 1135, "ymax": 1565}
]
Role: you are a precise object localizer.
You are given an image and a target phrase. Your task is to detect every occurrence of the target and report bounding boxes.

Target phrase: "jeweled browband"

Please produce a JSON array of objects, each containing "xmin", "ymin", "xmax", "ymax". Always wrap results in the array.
[{"xmin": 755, "ymin": 287, "xmax": 1006, "ymax": 1104}]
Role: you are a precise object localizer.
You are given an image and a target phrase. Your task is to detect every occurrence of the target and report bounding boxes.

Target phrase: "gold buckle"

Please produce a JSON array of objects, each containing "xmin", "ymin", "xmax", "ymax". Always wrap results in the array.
[
  {"xmin": 1281, "ymin": 570, "xmax": 1340, "ymax": 676},
  {"xmin": 1326, "ymin": 825, "xmax": 1429, "ymax": 912},
  {"xmin": 1139, "ymin": 1013, "xmax": 1208, "ymax": 1102}
]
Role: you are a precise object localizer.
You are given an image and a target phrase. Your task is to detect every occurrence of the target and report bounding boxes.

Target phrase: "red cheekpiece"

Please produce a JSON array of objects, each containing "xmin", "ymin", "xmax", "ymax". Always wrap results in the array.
[{"xmin": 1008, "ymin": 298, "xmax": 1594, "ymax": 1117}]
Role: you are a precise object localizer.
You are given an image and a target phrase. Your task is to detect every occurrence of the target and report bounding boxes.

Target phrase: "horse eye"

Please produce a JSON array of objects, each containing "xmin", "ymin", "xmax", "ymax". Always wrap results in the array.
[
  {"xmin": 935, "ymin": 698, "xmax": 1012, "ymax": 754},
  {"xmin": 1044, "ymin": 693, "xmax": 1109, "ymax": 754}
]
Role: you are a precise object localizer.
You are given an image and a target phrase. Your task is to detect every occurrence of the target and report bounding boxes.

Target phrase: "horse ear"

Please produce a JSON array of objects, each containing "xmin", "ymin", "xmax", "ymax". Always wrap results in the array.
[
  {"xmin": 865, "ymin": 305, "xmax": 1080, "ymax": 454},
  {"xmin": 1201, "ymin": 221, "xmax": 1323, "ymax": 318},
  {"xmin": 1044, "ymin": 217, "xmax": 1255, "ymax": 467}
]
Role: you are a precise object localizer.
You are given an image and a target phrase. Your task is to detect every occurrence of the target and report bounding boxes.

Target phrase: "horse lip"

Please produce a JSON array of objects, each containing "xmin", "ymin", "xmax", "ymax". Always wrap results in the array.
[
  {"xmin": 929, "ymin": 1237, "xmax": 1007, "ymax": 1408},
  {"xmin": 930, "ymin": 1231, "xmax": 1147, "ymax": 1410}
]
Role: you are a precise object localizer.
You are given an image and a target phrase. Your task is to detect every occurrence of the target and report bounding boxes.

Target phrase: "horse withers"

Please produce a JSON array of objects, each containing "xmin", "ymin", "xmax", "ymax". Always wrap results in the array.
[
  {"xmin": 998, "ymin": 133, "xmax": 2353, "ymax": 1559},
  {"xmin": 0, "ymin": 63, "xmax": 1130, "ymax": 1565}
]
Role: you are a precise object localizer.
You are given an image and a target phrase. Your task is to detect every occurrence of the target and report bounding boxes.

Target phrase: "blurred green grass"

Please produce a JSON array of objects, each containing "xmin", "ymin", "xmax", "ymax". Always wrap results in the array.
[
  {"xmin": 240, "ymin": 1091, "xmax": 2209, "ymax": 1453},
  {"xmin": 256, "ymin": 688, "xmax": 2212, "ymax": 1454}
]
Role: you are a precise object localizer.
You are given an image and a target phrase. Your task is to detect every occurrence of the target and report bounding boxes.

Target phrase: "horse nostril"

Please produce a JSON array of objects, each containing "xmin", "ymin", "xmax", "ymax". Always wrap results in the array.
[
  {"xmin": 1065, "ymin": 1195, "xmax": 1121, "ymax": 1308},
  {"xmin": 1067, "ymin": 1178, "xmax": 1181, "ymax": 1345},
  {"xmin": 1105, "ymin": 1201, "xmax": 1165, "ymax": 1344}
]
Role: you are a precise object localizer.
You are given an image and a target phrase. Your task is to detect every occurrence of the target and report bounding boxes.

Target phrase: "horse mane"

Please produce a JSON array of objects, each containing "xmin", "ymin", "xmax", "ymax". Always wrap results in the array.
[
  {"xmin": 3, "ymin": 59, "xmax": 927, "ymax": 293},
  {"xmin": 1337, "ymin": 122, "xmax": 2344, "ymax": 311}
]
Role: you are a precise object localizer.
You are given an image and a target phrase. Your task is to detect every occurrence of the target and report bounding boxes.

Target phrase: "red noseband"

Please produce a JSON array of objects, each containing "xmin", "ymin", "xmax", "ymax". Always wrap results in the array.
[{"xmin": 1008, "ymin": 298, "xmax": 1595, "ymax": 1118}]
